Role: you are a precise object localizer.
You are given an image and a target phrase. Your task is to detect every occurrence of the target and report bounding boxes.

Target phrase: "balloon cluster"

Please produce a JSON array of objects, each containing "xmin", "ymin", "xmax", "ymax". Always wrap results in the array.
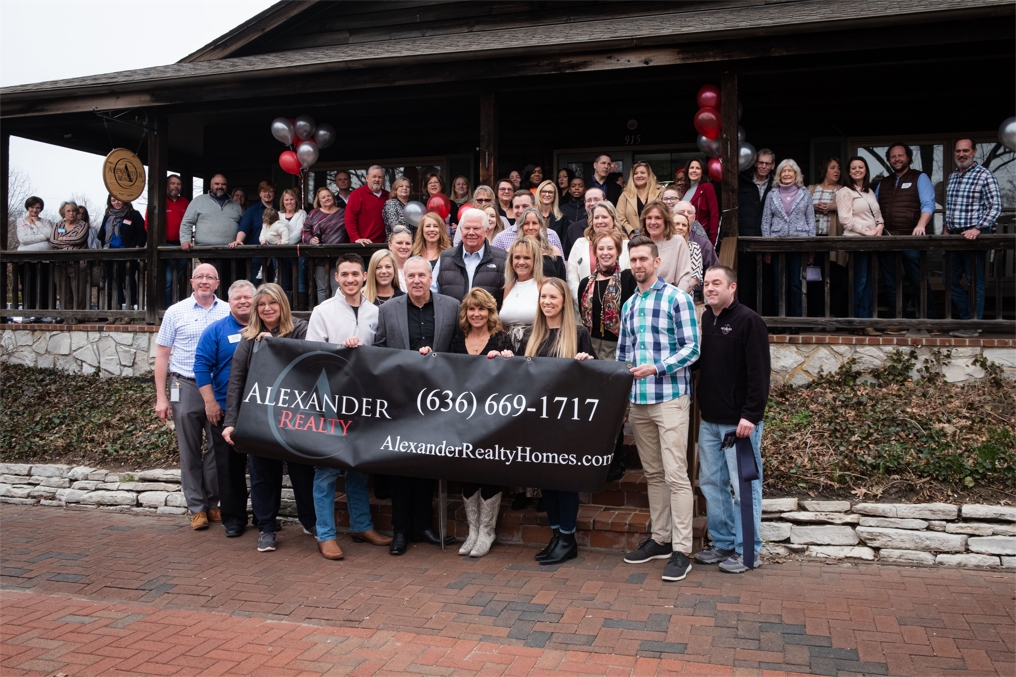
[
  {"xmin": 692, "ymin": 85, "xmax": 756, "ymax": 182},
  {"xmin": 402, "ymin": 195, "xmax": 455, "ymax": 228},
  {"xmin": 271, "ymin": 115, "xmax": 336, "ymax": 176}
]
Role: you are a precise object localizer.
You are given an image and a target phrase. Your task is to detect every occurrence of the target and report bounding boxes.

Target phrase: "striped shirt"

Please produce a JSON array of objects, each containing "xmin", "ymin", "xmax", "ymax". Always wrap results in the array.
[
  {"xmin": 617, "ymin": 277, "xmax": 699, "ymax": 404},
  {"xmin": 945, "ymin": 162, "xmax": 1001, "ymax": 234},
  {"xmin": 156, "ymin": 294, "xmax": 230, "ymax": 378}
]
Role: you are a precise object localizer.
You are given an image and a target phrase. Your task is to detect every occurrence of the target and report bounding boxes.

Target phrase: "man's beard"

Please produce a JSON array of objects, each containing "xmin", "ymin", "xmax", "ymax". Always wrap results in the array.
[
  {"xmin": 211, "ymin": 188, "xmax": 228, "ymax": 199},
  {"xmin": 956, "ymin": 157, "xmax": 974, "ymax": 169},
  {"xmin": 168, "ymin": 189, "xmax": 181, "ymax": 198}
]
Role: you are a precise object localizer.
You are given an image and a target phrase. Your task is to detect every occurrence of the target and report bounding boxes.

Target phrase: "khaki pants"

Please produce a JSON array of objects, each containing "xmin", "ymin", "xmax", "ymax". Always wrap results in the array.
[
  {"xmin": 590, "ymin": 337, "xmax": 618, "ymax": 361},
  {"xmin": 630, "ymin": 395, "xmax": 693, "ymax": 553}
]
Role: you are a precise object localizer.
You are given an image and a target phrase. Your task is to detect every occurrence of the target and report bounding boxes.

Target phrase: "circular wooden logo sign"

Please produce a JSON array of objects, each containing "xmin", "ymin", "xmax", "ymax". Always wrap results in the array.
[{"xmin": 103, "ymin": 148, "xmax": 146, "ymax": 202}]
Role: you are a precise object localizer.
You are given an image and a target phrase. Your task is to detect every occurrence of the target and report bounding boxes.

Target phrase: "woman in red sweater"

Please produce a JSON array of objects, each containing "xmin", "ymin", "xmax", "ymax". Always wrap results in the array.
[{"xmin": 684, "ymin": 159, "xmax": 719, "ymax": 245}]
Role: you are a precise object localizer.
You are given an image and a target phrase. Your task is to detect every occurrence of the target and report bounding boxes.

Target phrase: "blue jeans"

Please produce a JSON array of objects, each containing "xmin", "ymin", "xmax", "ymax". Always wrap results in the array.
[
  {"xmin": 770, "ymin": 253, "xmax": 803, "ymax": 318},
  {"xmin": 313, "ymin": 467, "xmax": 373, "ymax": 542},
  {"xmin": 697, "ymin": 420, "xmax": 763, "ymax": 560},
  {"xmin": 853, "ymin": 252, "xmax": 873, "ymax": 318},
  {"xmin": 542, "ymin": 490, "xmax": 580, "ymax": 534},
  {"xmin": 945, "ymin": 250, "xmax": 986, "ymax": 320},
  {"xmin": 880, "ymin": 250, "xmax": 936, "ymax": 319},
  {"xmin": 165, "ymin": 258, "xmax": 188, "ymax": 308}
]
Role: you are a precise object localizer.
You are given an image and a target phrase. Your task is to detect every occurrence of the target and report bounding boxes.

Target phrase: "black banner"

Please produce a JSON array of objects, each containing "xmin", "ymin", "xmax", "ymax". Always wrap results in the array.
[{"xmin": 232, "ymin": 338, "xmax": 634, "ymax": 492}]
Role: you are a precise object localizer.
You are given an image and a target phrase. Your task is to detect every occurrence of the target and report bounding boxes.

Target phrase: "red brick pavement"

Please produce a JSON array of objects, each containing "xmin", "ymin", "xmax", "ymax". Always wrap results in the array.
[{"xmin": 1, "ymin": 505, "xmax": 1013, "ymax": 677}]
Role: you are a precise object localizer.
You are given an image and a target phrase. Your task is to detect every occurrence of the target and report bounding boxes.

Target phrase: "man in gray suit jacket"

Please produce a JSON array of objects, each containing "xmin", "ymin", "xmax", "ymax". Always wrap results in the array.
[{"xmin": 374, "ymin": 256, "xmax": 460, "ymax": 555}]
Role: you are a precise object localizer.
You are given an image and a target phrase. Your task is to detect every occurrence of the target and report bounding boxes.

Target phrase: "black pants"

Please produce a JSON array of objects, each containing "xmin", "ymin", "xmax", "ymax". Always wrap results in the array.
[
  {"xmin": 210, "ymin": 422, "xmax": 249, "ymax": 528},
  {"xmin": 248, "ymin": 455, "xmax": 315, "ymax": 534},
  {"xmin": 18, "ymin": 262, "xmax": 50, "ymax": 312},
  {"xmin": 105, "ymin": 260, "xmax": 139, "ymax": 309},
  {"xmin": 390, "ymin": 475, "xmax": 435, "ymax": 535},
  {"xmin": 737, "ymin": 251, "xmax": 759, "ymax": 313}
]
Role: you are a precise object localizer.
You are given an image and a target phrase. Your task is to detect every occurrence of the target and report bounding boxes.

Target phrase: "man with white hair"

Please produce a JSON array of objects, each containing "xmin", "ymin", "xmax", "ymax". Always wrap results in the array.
[
  {"xmin": 674, "ymin": 201, "xmax": 719, "ymax": 270},
  {"xmin": 345, "ymin": 165, "xmax": 389, "ymax": 244},
  {"xmin": 431, "ymin": 208, "xmax": 506, "ymax": 302},
  {"xmin": 563, "ymin": 186, "xmax": 606, "ymax": 256}
]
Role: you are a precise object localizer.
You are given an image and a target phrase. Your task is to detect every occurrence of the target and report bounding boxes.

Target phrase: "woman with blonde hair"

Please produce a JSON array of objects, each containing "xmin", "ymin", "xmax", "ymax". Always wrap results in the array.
[
  {"xmin": 521, "ymin": 277, "xmax": 595, "ymax": 565},
  {"xmin": 515, "ymin": 207, "xmax": 565, "ymax": 280},
  {"xmin": 364, "ymin": 249, "xmax": 403, "ymax": 306},
  {"xmin": 411, "ymin": 211, "xmax": 452, "ymax": 267},
  {"xmin": 277, "ymin": 188, "xmax": 307, "ymax": 305},
  {"xmin": 382, "ymin": 176, "xmax": 413, "ymax": 241},
  {"xmin": 640, "ymin": 200, "xmax": 693, "ymax": 293},
  {"xmin": 450, "ymin": 288, "xmax": 512, "ymax": 557},
  {"xmin": 500, "ymin": 235, "xmax": 544, "ymax": 345},
  {"xmin": 450, "ymin": 175, "xmax": 472, "ymax": 227},
  {"xmin": 566, "ymin": 200, "xmax": 630, "ymax": 299},
  {"xmin": 535, "ymin": 179, "xmax": 569, "ymax": 241},
  {"xmin": 388, "ymin": 225, "xmax": 414, "ymax": 290},
  {"xmin": 222, "ymin": 283, "xmax": 315, "ymax": 554},
  {"xmin": 616, "ymin": 161, "xmax": 663, "ymax": 236}
]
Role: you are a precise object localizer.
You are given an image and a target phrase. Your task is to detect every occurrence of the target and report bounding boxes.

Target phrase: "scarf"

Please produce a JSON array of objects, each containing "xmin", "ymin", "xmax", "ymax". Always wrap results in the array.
[
  {"xmin": 580, "ymin": 264, "xmax": 622, "ymax": 336},
  {"xmin": 103, "ymin": 205, "xmax": 129, "ymax": 247},
  {"xmin": 49, "ymin": 220, "xmax": 90, "ymax": 250}
]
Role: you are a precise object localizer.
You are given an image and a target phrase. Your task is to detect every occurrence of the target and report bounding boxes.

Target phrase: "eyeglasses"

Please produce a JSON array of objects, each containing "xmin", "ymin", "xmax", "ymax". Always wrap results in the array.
[
  {"xmin": 539, "ymin": 190, "xmax": 556, "ymax": 196},
  {"xmin": 498, "ymin": 187, "xmax": 513, "ymax": 193},
  {"xmin": 757, "ymin": 160, "xmax": 775, "ymax": 167},
  {"xmin": 474, "ymin": 198, "xmax": 492, "ymax": 204},
  {"xmin": 391, "ymin": 225, "xmax": 413, "ymax": 235},
  {"xmin": 661, "ymin": 196, "xmax": 679, "ymax": 203},
  {"xmin": 192, "ymin": 275, "xmax": 219, "ymax": 281}
]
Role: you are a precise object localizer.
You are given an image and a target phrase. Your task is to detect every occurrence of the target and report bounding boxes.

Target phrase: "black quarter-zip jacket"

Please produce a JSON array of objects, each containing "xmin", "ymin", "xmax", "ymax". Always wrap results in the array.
[{"xmin": 696, "ymin": 298, "xmax": 771, "ymax": 425}]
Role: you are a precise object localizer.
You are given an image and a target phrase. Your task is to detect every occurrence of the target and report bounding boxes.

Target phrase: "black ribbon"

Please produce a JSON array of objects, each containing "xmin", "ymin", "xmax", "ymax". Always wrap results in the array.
[{"xmin": 731, "ymin": 431, "xmax": 759, "ymax": 570}]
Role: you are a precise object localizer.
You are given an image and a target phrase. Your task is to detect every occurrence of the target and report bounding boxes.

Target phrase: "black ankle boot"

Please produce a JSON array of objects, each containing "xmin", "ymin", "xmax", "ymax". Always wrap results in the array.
[
  {"xmin": 539, "ymin": 531, "xmax": 577, "ymax": 565},
  {"xmin": 534, "ymin": 528, "xmax": 560, "ymax": 562}
]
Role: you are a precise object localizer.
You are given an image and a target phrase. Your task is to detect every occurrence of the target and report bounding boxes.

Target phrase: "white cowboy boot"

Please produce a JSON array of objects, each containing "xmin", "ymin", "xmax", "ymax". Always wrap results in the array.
[
  {"xmin": 458, "ymin": 491, "xmax": 481, "ymax": 555},
  {"xmin": 469, "ymin": 492, "xmax": 502, "ymax": 557}
]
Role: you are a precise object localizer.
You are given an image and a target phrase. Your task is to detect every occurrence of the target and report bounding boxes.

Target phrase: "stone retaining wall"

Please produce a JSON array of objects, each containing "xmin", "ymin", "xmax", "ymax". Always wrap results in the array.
[
  {"xmin": 760, "ymin": 498, "xmax": 1016, "ymax": 568},
  {"xmin": 3, "ymin": 326, "xmax": 1014, "ymax": 382},
  {"xmin": 0, "ymin": 463, "xmax": 298, "ymax": 517}
]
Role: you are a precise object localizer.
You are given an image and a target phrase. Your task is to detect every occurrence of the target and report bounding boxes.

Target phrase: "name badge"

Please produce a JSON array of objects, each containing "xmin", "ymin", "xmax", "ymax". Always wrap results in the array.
[
  {"xmin": 170, "ymin": 380, "xmax": 181, "ymax": 403},
  {"xmin": 123, "ymin": 219, "xmax": 132, "ymax": 225},
  {"xmin": 901, "ymin": 183, "xmax": 912, "ymax": 189},
  {"xmin": 228, "ymin": 333, "xmax": 242, "ymax": 343}
]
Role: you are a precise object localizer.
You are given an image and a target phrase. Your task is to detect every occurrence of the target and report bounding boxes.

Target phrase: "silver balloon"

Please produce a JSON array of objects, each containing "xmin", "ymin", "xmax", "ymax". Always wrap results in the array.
[
  {"xmin": 738, "ymin": 142, "xmax": 757, "ymax": 172},
  {"xmin": 999, "ymin": 116, "xmax": 1016, "ymax": 152},
  {"xmin": 296, "ymin": 140, "xmax": 319, "ymax": 169},
  {"xmin": 738, "ymin": 125, "xmax": 746, "ymax": 143},
  {"xmin": 294, "ymin": 114, "xmax": 316, "ymax": 141},
  {"xmin": 696, "ymin": 134, "xmax": 721, "ymax": 159},
  {"xmin": 314, "ymin": 123, "xmax": 336, "ymax": 149},
  {"xmin": 403, "ymin": 201, "xmax": 426, "ymax": 227},
  {"xmin": 271, "ymin": 117, "xmax": 294, "ymax": 145}
]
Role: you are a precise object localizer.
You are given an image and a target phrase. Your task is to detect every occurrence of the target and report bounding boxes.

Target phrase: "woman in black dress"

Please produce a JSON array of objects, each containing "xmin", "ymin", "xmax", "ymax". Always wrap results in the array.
[
  {"xmin": 450, "ymin": 289, "xmax": 512, "ymax": 557},
  {"xmin": 521, "ymin": 278, "xmax": 595, "ymax": 565}
]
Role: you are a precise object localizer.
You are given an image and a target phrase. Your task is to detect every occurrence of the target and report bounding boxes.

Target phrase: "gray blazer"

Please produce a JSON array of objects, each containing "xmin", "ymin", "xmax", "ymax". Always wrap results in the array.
[{"xmin": 373, "ymin": 292, "xmax": 460, "ymax": 352}]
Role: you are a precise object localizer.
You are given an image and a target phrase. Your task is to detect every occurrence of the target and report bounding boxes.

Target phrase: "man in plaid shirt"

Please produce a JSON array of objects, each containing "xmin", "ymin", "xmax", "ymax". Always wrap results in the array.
[
  {"xmin": 945, "ymin": 139, "xmax": 1001, "ymax": 336},
  {"xmin": 617, "ymin": 236, "xmax": 700, "ymax": 583}
]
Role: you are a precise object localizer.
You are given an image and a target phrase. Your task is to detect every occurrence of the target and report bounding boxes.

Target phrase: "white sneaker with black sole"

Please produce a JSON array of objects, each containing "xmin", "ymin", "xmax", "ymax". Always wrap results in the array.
[{"xmin": 661, "ymin": 552, "xmax": 692, "ymax": 582}]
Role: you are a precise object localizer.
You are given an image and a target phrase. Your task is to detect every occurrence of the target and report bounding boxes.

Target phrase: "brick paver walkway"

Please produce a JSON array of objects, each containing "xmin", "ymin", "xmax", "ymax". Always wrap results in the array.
[{"xmin": 1, "ymin": 505, "xmax": 1013, "ymax": 677}]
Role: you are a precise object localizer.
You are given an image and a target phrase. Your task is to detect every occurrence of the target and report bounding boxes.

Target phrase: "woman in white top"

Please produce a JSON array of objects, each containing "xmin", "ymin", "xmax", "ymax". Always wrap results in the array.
[
  {"xmin": 836, "ymin": 156, "xmax": 884, "ymax": 333},
  {"xmin": 388, "ymin": 225, "xmax": 414, "ymax": 291},
  {"xmin": 276, "ymin": 188, "xmax": 307, "ymax": 304},
  {"xmin": 565, "ymin": 201, "xmax": 630, "ymax": 299},
  {"xmin": 16, "ymin": 196, "xmax": 52, "ymax": 317},
  {"xmin": 500, "ymin": 235, "xmax": 544, "ymax": 349}
]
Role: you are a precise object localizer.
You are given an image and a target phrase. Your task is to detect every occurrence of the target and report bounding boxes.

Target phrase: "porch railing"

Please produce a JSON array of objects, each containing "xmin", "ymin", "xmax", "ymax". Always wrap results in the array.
[
  {"xmin": 738, "ymin": 234, "xmax": 1015, "ymax": 333},
  {"xmin": 1, "ymin": 244, "xmax": 387, "ymax": 324}
]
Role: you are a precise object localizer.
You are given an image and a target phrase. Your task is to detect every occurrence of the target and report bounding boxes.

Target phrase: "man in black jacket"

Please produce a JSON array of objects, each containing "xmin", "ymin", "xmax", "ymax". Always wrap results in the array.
[
  {"xmin": 431, "ymin": 208, "xmax": 506, "ymax": 303},
  {"xmin": 694, "ymin": 266, "xmax": 770, "ymax": 574},
  {"xmin": 590, "ymin": 154, "xmax": 623, "ymax": 206},
  {"xmin": 737, "ymin": 149, "xmax": 775, "ymax": 312}
]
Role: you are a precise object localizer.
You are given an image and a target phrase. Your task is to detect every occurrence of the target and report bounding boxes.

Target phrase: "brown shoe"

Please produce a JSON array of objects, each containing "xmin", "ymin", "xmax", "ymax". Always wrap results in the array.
[
  {"xmin": 207, "ymin": 508, "xmax": 222, "ymax": 523},
  {"xmin": 191, "ymin": 512, "xmax": 209, "ymax": 530},
  {"xmin": 318, "ymin": 539, "xmax": 344, "ymax": 560},
  {"xmin": 350, "ymin": 529, "xmax": 393, "ymax": 546}
]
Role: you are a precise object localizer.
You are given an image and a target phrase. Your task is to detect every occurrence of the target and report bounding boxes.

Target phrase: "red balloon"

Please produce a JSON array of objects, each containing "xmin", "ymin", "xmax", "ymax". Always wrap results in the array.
[
  {"xmin": 279, "ymin": 150, "xmax": 301, "ymax": 176},
  {"xmin": 426, "ymin": 193, "xmax": 452, "ymax": 220},
  {"xmin": 707, "ymin": 157, "xmax": 723, "ymax": 183},
  {"xmin": 457, "ymin": 203, "xmax": 473, "ymax": 221},
  {"xmin": 697, "ymin": 84, "xmax": 721, "ymax": 111},
  {"xmin": 694, "ymin": 107, "xmax": 721, "ymax": 141}
]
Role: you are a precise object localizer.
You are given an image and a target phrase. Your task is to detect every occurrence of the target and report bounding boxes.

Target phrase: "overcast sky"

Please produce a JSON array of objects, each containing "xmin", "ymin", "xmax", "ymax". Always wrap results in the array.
[{"xmin": 2, "ymin": 0, "xmax": 275, "ymax": 219}]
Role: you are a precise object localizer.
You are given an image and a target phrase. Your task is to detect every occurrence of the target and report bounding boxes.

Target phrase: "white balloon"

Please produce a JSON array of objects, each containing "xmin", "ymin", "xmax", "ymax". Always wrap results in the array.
[
  {"xmin": 697, "ymin": 134, "xmax": 721, "ymax": 159},
  {"xmin": 403, "ymin": 201, "xmax": 426, "ymax": 227},
  {"xmin": 738, "ymin": 142, "xmax": 757, "ymax": 172},
  {"xmin": 271, "ymin": 117, "xmax": 294, "ymax": 145},
  {"xmin": 999, "ymin": 116, "xmax": 1016, "ymax": 152},
  {"xmin": 296, "ymin": 140, "xmax": 319, "ymax": 169},
  {"xmin": 294, "ymin": 114, "xmax": 316, "ymax": 141},
  {"xmin": 314, "ymin": 123, "xmax": 336, "ymax": 149}
]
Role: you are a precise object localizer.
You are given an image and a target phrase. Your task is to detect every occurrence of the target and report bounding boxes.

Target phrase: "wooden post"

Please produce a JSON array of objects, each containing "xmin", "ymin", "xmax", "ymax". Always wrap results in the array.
[
  {"xmin": 718, "ymin": 72, "xmax": 739, "ymax": 269},
  {"xmin": 479, "ymin": 93, "xmax": 498, "ymax": 187},
  {"xmin": 1, "ymin": 132, "xmax": 9, "ymax": 315},
  {"xmin": 146, "ymin": 115, "xmax": 168, "ymax": 324}
]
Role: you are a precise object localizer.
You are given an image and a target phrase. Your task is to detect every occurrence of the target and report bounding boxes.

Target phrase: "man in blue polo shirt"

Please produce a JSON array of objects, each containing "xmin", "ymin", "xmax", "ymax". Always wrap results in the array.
[{"xmin": 194, "ymin": 280, "xmax": 255, "ymax": 537}]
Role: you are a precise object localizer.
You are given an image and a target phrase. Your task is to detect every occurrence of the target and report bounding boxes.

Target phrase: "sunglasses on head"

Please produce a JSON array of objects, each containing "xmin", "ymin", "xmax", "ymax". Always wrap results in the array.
[{"xmin": 391, "ymin": 225, "xmax": 413, "ymax": 235}]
